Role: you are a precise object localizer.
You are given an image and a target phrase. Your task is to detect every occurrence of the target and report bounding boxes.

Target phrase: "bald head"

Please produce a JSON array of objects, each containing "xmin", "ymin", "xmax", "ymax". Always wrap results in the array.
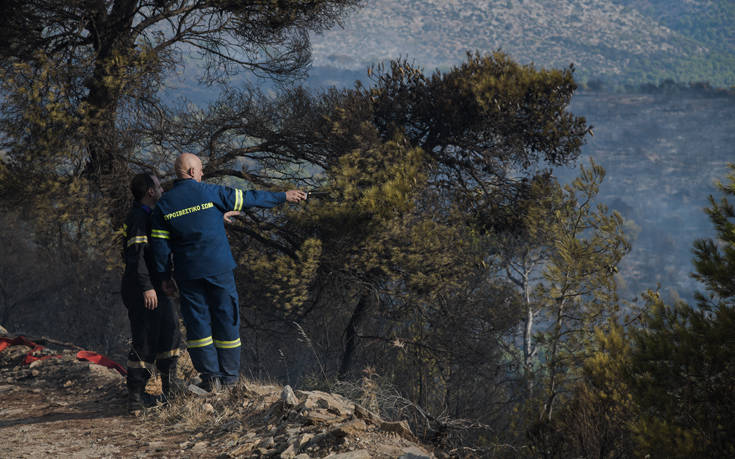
[{"xmin": 175, "ymin": 153, "xmax": 203, "ymax": 182}]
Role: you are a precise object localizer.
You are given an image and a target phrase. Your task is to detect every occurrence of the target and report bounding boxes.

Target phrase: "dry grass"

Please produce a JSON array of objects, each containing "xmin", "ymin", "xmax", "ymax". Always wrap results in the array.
[{"xmin": 144, "ymin": 371, "xmax": 282, "ymax": 434}]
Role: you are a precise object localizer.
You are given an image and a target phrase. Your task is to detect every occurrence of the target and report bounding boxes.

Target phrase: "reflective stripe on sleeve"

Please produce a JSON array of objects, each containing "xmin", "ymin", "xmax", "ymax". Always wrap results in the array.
[
  {"xmin": 214, "ymin": 338, "xmax": 241, "ymax": 349},
  {"xmin": 151, "ymin": 229, "xmax": 170, "ymax": 239},
  {"xmin": 187, "ymin": 336, "xmax": 214, "ymax": 349},
  {"xmin": 234, "ymin": 189, "xmax": 243, "ymax": 212},
  {"xmin": 126, "ymin": 235, "xmax": 148, "ymax": 247}
]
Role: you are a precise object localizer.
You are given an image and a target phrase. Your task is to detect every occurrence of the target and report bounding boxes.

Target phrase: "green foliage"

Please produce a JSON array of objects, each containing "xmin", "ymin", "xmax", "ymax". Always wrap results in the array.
[
  {"xmin": 692, "ymin": 164, "xmax": 735, "ymax": 301},
  {"xmin": 626, "ymin": 290, "xmax": 735, "ymax": 457},
  {"xmin": 621, "ymin": 166, "xmax": 735, "ymax": 457},
  {"xmin": 562, "ymin": 164, "xmax": 735, "ymax": 458}
]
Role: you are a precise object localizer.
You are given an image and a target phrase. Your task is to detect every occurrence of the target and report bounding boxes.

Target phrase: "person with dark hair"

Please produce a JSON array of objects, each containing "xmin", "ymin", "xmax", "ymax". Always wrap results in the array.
[
  {"xmin": 122, "ymin": 173, "xmax": 185, "ymax": 415},
  {"xmin": 151, "ymin": 153, "xmax": 307, "ymax": 391}
]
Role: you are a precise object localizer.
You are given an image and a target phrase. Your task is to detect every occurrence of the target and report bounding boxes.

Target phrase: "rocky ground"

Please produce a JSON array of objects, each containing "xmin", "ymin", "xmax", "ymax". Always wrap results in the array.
[{"xmin": 0, "ymin": 333, "xmax": 436, "ymax": 458}]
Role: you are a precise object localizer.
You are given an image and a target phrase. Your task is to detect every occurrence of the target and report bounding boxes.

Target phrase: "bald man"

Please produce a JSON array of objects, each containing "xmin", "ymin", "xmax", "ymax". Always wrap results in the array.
[{"xmin": 151, "ymin": 153, "xmax": 306, "ymax": 390}]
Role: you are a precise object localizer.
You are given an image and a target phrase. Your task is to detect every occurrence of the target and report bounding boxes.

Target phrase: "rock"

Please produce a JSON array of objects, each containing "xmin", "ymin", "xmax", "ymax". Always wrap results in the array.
[
  {"xmin": 191, "ymin": 441, "xmax": 207, "ymax": 451},
  {"xmin": 302, "ymin": 410, "xmax": 338, "ymax": 423},
  {"xmin": 296, "ymin": 391, "xmax": 354, "ymax": 417},
  {"xmin": 230, "ymin": 443, "xmax": 254, "ymax": 457},
  {"xmin": 281, "ymin": 385, "xmax": 299, "ymax": 406},
  {"xmin": 334, "ymin": 419, "xmax": 367, "ymax": 437},
  {"xmin": 29, "ymin": 359, "xmax": 44, "ymax": 368},
  {"xmin": 260, "ymin": 436, "xmax": 275, "ymax": 449},
  {"xmin": 31, "ymin": 369, "xmax": 40, "ymax": 377},
  {"xmin": 399, "ymin": 446, "xmax": 434, "ymax": 458},
  {"xmin": 296, "ymin": 433, "xmax": 314, "ymax": 449},
  {"xmin": 202, "ymin": 403, "xmax": 215, "ymax": 414},
  {"xmin": 0, "ymin": 324, "xmax": 7, "ymax": 336},
  {"xmin": 187, "ymin": 384, "xmax": 209, "ymax": 396},
  {"xmin": 326, "ymin": 450, "xmax": 371, "ymax": 459},
  {"xmin": 280, "ymin": 443, "xmax": 297, "ymax": 458},
  {"xmin": 243, "ymin": 381, "xmax": 281, "ymax": 396},
  {"xmin": 353, "ymin": 404, "xmax": 383, "ymax": 425},
  {"xmin": 87, "ymin": 363, "xmax": 120, "ymax": 381}
]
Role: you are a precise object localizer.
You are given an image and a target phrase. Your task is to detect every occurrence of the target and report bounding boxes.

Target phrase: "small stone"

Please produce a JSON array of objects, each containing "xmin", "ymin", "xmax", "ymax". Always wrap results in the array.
[
  {"xmin": 280, "ymin": 443, "xmax": 297, "ymax": 459},
  {"xmin": 304, "ymin": 410, "xmax": 337, "ymax": 423},
  {"xmin": 63, "ymin": 380, "xmax": 73, "ymax": 387},
  {"xmin": 202, "ymin": 403, "xmax": 215, "ymax": 414},
  {"xmin": 191, "ymin": 441, "xmax": 207, "ymax": 451},
  {"xmin": 296, "ymin": 434, "xmax": 314, "ymax": 449},
  {"xmin": 260, "ymin": 436, "xmax": 275, "ymax": 448},
  {"xmin": 29, "ymin": 360, "xmax": 44, "ymax": 368},
  {"xmin": 398, "ymin": 446, "xmax": 433, "ymax": 458},
  {"xmin": 281, "ymin": 385, "xmax": 299, "ymax": 406},
  {"xmin": 327, "ymin": 450, "xmax": 371, "ymax": 459},
  {"xmin": 187, "ymin": 384, "xmax": 209, "ymax": 396},
  {"xmin": 335, "ymin": 419, "xmax": 367, "ymax": 437},
  {"xmin": 31, "ymin": 369, "xmax": 40, "ymax": 377}
]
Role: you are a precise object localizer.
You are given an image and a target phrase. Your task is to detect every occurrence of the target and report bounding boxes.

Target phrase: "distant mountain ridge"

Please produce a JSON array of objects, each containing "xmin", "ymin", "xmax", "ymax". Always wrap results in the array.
[{"xmin": 310, "ymin": 0, "xmax": 735, "ymax": 87}]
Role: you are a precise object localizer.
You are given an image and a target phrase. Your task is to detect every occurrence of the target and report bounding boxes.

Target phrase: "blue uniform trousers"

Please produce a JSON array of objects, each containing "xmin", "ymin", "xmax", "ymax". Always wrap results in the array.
[{"xmin": 178, "ymin": 271, "xmax": 241, "ymax": 385}]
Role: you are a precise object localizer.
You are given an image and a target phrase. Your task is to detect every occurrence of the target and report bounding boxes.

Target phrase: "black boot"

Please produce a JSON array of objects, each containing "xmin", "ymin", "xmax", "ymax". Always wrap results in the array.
[
  {"xmin": 161, "ymin": 368, "xmax": 187, "ymax": 400},
  {"xmin": 127, "ymin": 388, "xmax": 145, "ymax": 415},
  {"xmin": 127, "ymin": 369, "xmax": 148, "ymax": 415}
]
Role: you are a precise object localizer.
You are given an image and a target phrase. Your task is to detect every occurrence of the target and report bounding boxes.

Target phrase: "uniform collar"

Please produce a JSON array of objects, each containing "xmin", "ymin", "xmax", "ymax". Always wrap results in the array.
[{"xmin": 134, "ymin": 201, "xmax": 153, "ymax": 214}]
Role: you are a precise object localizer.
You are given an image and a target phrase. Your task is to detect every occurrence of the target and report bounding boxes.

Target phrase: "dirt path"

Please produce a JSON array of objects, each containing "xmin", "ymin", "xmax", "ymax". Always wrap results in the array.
[{"xmin": 0, "ymin": 344, "xmax": 193, "ymax": 458}]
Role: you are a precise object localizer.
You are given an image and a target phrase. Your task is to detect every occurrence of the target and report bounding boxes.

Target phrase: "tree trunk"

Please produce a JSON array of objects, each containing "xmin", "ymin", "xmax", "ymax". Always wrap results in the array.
[
  {"xmin": 83, "ymin": 0, "xmax": 138, "ymax": 183},
  {"xmin": 522, "ymin": 268, "xmax": 534, "ymax": 395},
  {"xmin": 543, "ymin": 296, "xmax": 566, "ymax": 421},
  {"xmin": 338, "ymin": 293, "xmax": 372, "ymax": 379}
]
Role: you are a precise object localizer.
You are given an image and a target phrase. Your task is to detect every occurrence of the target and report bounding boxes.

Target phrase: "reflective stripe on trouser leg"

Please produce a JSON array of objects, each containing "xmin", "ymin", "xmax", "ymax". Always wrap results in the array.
[
  {"xmin": 205, "ymin": 271, "xmax": 241, "ymax": 385},
  {"xmin": 179, "ymin": 278, "xmax": 220, "ymax": 380},
  {"xmin": 215, "ymin": 338, "xmax": 241, "ymax": 385},
  {"xmin": 126, "ymin": 354, "xmax": 155, "ymax": 391}
]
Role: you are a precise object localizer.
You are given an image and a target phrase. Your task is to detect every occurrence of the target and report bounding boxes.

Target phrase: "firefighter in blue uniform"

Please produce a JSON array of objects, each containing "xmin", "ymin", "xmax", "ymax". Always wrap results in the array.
[
  {"xmin": 122, "ymin": 173, "xmax": 184, "ymax": 414},
  {"xmin": 151, "ymin": 153, "xmax": 306, "ymax": 390}
]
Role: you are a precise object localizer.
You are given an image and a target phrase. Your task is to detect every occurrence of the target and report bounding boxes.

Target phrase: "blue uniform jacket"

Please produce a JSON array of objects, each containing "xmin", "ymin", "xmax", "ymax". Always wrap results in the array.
[
  {"xmin": 122, "ymin": 202, "xmax": 160, "ymax": 292},
  {"xmin": 150, "ymin": 179, "xmax": 286, "ymax": 281}
]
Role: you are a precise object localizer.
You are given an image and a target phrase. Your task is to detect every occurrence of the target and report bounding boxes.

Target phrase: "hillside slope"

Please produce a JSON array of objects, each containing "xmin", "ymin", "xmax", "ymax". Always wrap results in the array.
[{"xmin": 310, "ymin": 0, "xmax": 735, "ymax": 86}]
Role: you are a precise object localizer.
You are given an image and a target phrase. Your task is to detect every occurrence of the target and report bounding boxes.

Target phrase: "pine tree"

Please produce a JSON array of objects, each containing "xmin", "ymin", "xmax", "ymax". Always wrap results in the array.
[{"xmin": 625, "ymin": 164, "xmax": 735, "ymax": 457}]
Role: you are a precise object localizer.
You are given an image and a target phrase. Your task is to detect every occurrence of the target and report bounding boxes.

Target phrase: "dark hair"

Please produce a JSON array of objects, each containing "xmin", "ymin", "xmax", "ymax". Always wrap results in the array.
[{"xmin": 130, "ymin": 173, "xmax": 156, "ymax": 201}]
